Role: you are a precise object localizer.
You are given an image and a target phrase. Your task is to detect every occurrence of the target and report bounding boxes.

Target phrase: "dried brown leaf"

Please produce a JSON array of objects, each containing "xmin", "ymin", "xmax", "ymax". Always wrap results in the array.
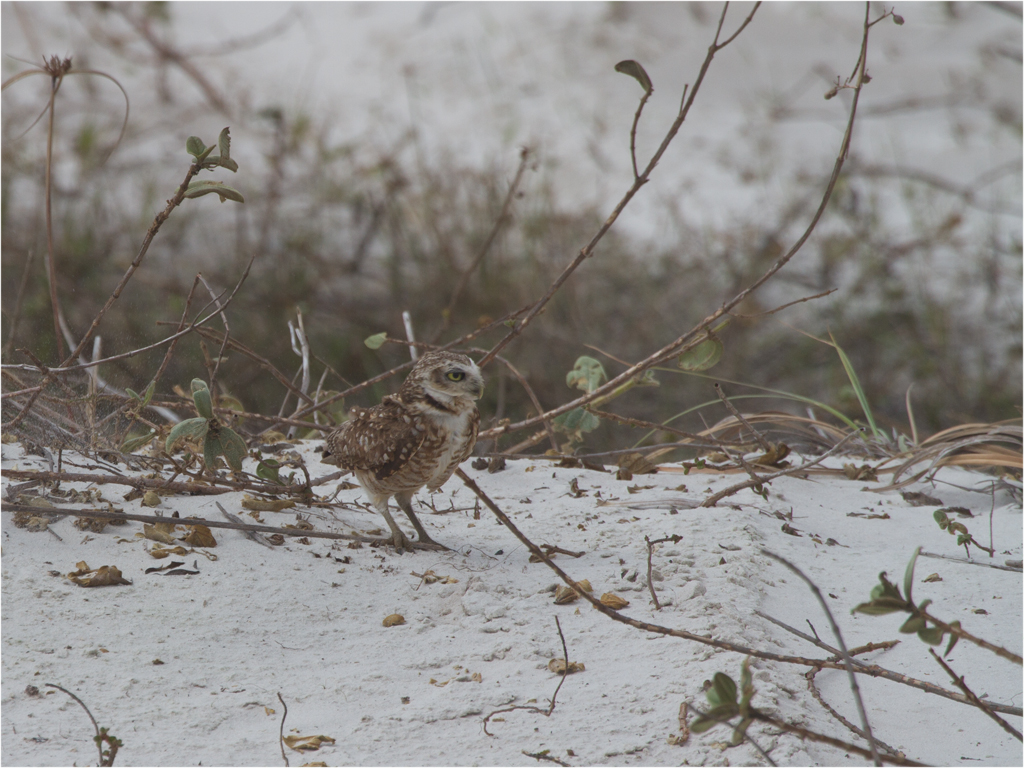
[
  {"xmin": 548, "ymin": 658, "xmax": 585, "ymax": 674},
  {"xmin": 599, "ymin": 592, "xmax": 630, "ymax": 609},
  {"xmin": 382, "ymin": 613, "xmax": 406, "ymax": 627},
  {"xmin": 143, "ymin": 521, "xmax": 177, "ymax": 544},
  {"xmin": 241, "ymin": 494, "xmax": 296, "ymax": 512},
  {"xmin": 182, "ymin": 525, "xmax": 217, "ymax": 548},
  {"xmin": 74, "ymin": 517, "xmax": 108, "ymax": 533},
  {"xmin": 68, "ymin": 564, "xmax": 132, "ymax": 587},
  {"xmin": 149, "ymin": 545, "xmax": 189, "ymax": 559},
  {"xmin": 283, "ymin": 734, "xmax": 336, "ymax": 752},
  {"xmin": 618, "ymin": 452, "xmax": 657, "ymax": 475}
]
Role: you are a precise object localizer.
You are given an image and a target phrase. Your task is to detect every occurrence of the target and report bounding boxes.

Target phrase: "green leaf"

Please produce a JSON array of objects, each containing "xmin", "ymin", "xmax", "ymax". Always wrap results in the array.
[
  {"xmin": 614, "ymin": 59, "xmax": 653, "ymax": 94},
  {"xmin": 903, "ymin": 546, "xmax": 921, "ymax": 605},
  {"xmin": 565, "ymin": 356, "xmax": 607, "ymax": 394},
  {"xmin": 552, "ymin": 407, "xmax": 600, "ymax": 435},
  {"xmin": 217, "ymin": 127, "xmax": 231, "ymax": 159},
  {"xmin": 201, "ymin": 155, "xmax": 239, "ymax": 173},
  {"xmin": 191, "ymin": 379, "xmax": 214, "ymax": 419},
  {"xmin": 183, "ymin": 180, "xmax": 245, "ymax": 204},
  {"xmin": 142, "ymin": 381, "xmax": 156, "ymax": 406},
  {"xmin": 899, "ymin": 615, "xmax": 926, "ymax": 634},
  {"xmin": 829, "ymin": 330, "xmax": 880, "ymax": 439},
  {"xmin": 852, "ymin": 599, "xmax": 906, "ymax": 616},
  {"xmin": 203, "ymin": 432, "xmax": 225, "ymax": 470},
  {"xmin": 729, "ymin": 716, "xmax": 751, "ymax": 746},
  {"xmin": 739, "ymin": 657, "xmax": 754, "ymax": 704},
  {"xmin": 120, "ymin": 429, "xmax": 155, "ymax": 454},
  {"xmin": 918, "ymin": 627, "xmax": 944, "ymax": 646},
  {"xmin": 364, "ymin": 332, "xmax": 388, "ymax": 350},
  {"xmin": 943, "ymin": 622, "xmax": 960, "ymax": 656},
  {"xmin": 678, "ymin": 336, "xmax": 724, "ymax": 372},
  {"xmin": 709, "ymin": 673, "xmax": 738, "ymax": 708},
  {"xmin": 217, "ymin": 425, "xmax": 248, "ymax": 472},
  {"xmin": 256, "ymin": 458, "xmax": 282, "ymax": 483},
  {"xmin": 125, "ymin": 388, "xmax": 140, "ymax": 401},
  {"xmin": 186, "ymin": 136, "xmax": 207, "ymax": 158},
  {"xmin": 691, "ymin": 703, "xmax": 740, "ymax": 733},
  {"xmin": 933, "ymin": 509, "xmax": 950, "ymax": 530},
  {"xmin": 165, "ymin": 417, "xmax": 209, "ymax": 453}
]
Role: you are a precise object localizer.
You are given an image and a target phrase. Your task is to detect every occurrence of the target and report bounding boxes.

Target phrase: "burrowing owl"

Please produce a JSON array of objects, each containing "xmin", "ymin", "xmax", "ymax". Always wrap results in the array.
[{"xmin": 322, "ymin": 350, "xmax": 484, "ymax": 551}]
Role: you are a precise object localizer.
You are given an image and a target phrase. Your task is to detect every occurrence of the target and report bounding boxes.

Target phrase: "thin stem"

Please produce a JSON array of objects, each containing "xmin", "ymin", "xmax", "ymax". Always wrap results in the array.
[
  {"xmin": 277, "ymin": 692, "xmax": 290, "ymax": 767},
  {"xmin": 928, "ymin": 649, "xmax": 1022, "ymax": 742},
  {"xmin": 762, "ymin": 548, "xmax": 881, "ymax": 766},
  {"xmin": 44, "ymin": 684, "xmax": 102, "ymax": 765},
  {"xmin": 477, "ymin": 2, "xmax": 762, "ymax": 370},
  {"xmin": 44, "ymin": 70, "xmax": 66, "ymax": 360},
  {"xmin": 61, "ymin": 159, "xmax": 205, "ymax": 368},
  {"xmin": 437, "ymin": 147, "xmax": 531, "ymax": 338}
]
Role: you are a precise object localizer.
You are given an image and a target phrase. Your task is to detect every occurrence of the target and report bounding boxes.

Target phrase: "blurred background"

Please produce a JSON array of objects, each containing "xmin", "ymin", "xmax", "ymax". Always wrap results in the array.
[{"xmin": 2, "ymin": 1, "xmax": 1021, "ymax": 451}]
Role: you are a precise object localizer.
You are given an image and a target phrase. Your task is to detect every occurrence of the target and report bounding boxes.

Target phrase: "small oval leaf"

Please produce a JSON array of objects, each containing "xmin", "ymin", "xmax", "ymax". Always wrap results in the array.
[
  {"xmin": 217, "ymin": 126, "xmax": 231, "ymax": 159},
  {"xmin": 678, "ymin": 337, "xmax": 723, "ymax": 372},
  {"xmin": 218, "ymin": 426, "xmax": 248, "ymax": 472},
  {"xmin": 614, "ymin": 59, "xmax": 653, "ymax": 94},
  {"xmin": 711, "ymin": 672, "xmax": 738, "ymax": 706},
  {"xmin": 364, "ymin": 332, "xmax": 388, "ymax": 350},
  {"xmin": 192, "ymin": 387, "xmax": 214, "ymax": 420},
  {"xmin": 565, "ymin": 356, "xmax": 607, "ymax": 393},
  {"xmin": 165, "ymin": 417, "xmax": 209, "ymax": 454},
  {"xmin": 183, "ymin": 180, "xmax": 245, "ymax": 204},
  {"xmin": 120, "ymin": 429, "xmax": 156, "ymax": 454},
  {"xmin": 203, "ymin": 433, "xmax": 225, "ymax": 470},
  {"xmin": 186, "ymin": 136, "xmax": 207, "ymax": 158}
]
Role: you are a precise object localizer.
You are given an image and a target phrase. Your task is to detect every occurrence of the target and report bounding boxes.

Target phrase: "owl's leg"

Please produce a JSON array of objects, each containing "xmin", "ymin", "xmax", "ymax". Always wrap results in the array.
[
  {"xmin": 394, "ymin": 491, "xmax": 448, "ymax": 550},
  {"xmin": 371, "ymin": 496, "xmax": 416, "ymax": 552}
]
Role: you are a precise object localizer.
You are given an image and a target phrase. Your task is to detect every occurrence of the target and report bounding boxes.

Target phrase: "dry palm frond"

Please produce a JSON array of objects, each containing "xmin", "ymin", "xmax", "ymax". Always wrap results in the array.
[
  {"xmin": 874, "ymin": 420, "xmax": 1022, "ymax": 492},
  {"xmin": 702, "ymin": 411, "xmax": 856, "ymax": 453}
]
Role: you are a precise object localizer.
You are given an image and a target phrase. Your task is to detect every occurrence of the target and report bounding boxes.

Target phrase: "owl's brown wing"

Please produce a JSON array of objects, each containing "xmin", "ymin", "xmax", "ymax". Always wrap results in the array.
[{"xmin": 322, "ymin": 399, "xmax": 429, "ymax": 482}]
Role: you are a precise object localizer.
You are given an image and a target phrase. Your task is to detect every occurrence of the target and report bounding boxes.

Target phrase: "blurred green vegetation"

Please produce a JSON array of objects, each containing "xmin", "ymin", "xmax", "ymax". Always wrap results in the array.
[{"xmin": 2, "ymin": 4, "xmax": 1020, "ymax": 452}]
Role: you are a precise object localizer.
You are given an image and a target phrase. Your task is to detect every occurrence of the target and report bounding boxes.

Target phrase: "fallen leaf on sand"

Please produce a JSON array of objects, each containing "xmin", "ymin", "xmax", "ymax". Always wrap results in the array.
[
  {"xmin": 67, "ymin": 563, "xmax": 133, "ymax": 587},
  {"xmin": 182, "ymin": 524, "xmax": 217, "ymax": 548},
  {"xmin": 599, "ymin": 593, "xmax": 630, "ymax": 609},
  {"xmin": 554, "ymin": 579, "xmax": 592, "ymax": 604},
  {"xmin": 283, "ymin": 734, "xmax": 336, "ymax": 752},
  {"xmin": 242, "ymin": 495, "xmax": 296, "ymax": 512},
  {"xmin": 149, "ymin": 545, "xmax": 189, "ymax": 559},
  {"xmin": 548, "ymin": 658, "xmax": 585, "ymax": 674},
  {"xmin": 382, "ymin": 613, "xmax": 405, "ymax": 627},
  {"xmin": 143, "ymin": 521, "xmax": 177, "ymax": 544}
]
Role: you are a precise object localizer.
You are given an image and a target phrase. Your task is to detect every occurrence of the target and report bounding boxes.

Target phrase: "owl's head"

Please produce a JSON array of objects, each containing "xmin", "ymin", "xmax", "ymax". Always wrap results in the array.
[{"xmin": 403, "ymin": 350, "xmax": 484, "ymax": 406}]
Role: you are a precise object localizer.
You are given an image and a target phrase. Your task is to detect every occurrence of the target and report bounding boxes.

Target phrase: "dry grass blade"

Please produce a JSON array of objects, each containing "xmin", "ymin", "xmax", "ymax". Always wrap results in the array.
[{"xmin": 875, "ymin": 421, "xmax": 1022, "ymax": 491}]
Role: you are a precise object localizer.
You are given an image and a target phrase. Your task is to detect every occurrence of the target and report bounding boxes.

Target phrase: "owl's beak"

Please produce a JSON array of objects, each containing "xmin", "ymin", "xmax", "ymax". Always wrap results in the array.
[{"xmin": 470, "ymin": 379, "xmax": 484, "ymax": 399}]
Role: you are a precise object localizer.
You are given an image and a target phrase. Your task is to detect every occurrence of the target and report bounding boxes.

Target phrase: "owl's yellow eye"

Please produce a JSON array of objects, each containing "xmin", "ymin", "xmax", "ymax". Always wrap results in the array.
[{"xmin": 446, "ymin": 371, "xmax": 466, "ymax": 382}]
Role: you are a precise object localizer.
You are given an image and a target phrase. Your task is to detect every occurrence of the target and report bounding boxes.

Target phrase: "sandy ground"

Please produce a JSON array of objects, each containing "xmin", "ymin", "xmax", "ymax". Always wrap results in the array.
[{"xmin": 2, "ymin": 438, "xmax": 1020, "ymax": 767}]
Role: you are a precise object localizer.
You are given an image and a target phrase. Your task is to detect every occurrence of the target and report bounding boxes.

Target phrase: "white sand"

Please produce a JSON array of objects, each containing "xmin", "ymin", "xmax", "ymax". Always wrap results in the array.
[{"xmin": 3, "ymin": 439, "xmax": 1020, "ymax": 766}]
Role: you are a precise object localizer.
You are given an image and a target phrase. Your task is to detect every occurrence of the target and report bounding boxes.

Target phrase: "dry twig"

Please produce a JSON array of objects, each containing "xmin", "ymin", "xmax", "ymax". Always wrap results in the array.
[
  {"xmin": 483, "ymin": 616, "xmax": 572, "ymax": 736},
  {"xmin": 456, "ymin": 469, "xmax": 1024, "ymax": 724},
  {"xmin": 928, "ymin": 649, "xmax": 1023, "ymax": 742}
]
